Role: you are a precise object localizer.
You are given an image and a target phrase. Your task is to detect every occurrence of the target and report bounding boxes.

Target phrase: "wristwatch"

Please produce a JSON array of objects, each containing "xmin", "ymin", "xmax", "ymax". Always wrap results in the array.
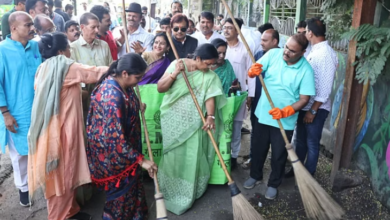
[
  {"xmin": 207, "ymin": 115, "xmax": 215, "ymax": 120},
  {"xmin": 309, "ymin": 109, "xmax": 317, "ymax": 115}
]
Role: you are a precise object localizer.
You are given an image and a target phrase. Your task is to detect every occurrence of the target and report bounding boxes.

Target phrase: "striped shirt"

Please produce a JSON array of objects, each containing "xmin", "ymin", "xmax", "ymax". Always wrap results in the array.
[{"xmin": 118, "ymin": 25, "xmax": 154, "ymax": 58}]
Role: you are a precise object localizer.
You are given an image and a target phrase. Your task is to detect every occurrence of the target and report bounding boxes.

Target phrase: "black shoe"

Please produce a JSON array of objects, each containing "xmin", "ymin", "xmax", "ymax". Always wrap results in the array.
[
  {"xmin": 285, "ymin": 167, "xmax": 295, "ymax": 178},
  {"xmin": 231, "ymin": 158, "xmax": 237, "ymax": 170},
  {"xmin": 241, "ymin": 127, "xmax": 251, "ymax": 134},
  {"xmin": 19, "ymin": 190, "xmax": 31, "ymax": 207},
  {"xmin": 68, "ymin": 212, "xmax": 92, "ymax": 220}
]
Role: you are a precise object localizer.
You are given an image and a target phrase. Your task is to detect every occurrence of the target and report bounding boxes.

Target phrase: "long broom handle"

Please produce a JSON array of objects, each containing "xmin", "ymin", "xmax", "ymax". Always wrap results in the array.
[
  {"xmin": 221, "ymin": 0, "xmax": 290, "ymax": 145},
  {"xmin": 121, "ymin": 0, "xmax": 161, "ymax": 193},
  {"xmin": 166, "ymin": 30, "xmax": 234, "ymax": 184}
]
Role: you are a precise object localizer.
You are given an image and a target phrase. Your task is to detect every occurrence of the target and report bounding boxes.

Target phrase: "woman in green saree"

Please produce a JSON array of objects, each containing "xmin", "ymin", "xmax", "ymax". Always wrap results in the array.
[
  {"xmin": 157, "ymin": 44, "xmax": 226, "ymax": 215},
  {"xmin": 210, "ymin": 38, "xmax": 238, "ymax": 95}
]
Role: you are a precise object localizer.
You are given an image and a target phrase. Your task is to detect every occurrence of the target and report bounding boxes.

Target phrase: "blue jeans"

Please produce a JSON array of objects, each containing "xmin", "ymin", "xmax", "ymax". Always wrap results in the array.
[{"xmin": 294, "ymin": 109, "xmax": 329, "ymax": 175}]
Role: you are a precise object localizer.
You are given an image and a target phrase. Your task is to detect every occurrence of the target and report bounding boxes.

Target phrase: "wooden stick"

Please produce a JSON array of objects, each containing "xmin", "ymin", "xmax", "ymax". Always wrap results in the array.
[
  {"xmin": 166, "ymin": 30, "xmax": 233, "ymax": 184},
  {"xmin": 121, "ymin": 0, "xmax": 130, "ymax": 53},
  {"xmin": 135, "ymin": 86, "xmax": 160, "ymax": 192},
  {"xmin": 220, "ymin": 0, "xmax": 290, "ymax": 145},
  {"xmin": 121, "ymin": 0, "xmax": 160, "ymax": 193}
]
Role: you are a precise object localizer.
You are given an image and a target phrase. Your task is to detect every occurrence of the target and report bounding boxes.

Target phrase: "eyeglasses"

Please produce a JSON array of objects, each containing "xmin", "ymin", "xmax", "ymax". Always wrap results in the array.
[
  {"xmin": 173, "ymin": 27, "xmax": 187, "ymax": 32},
  {"xmin": 222, "ymin": 26, "xmax": 235, "ymax": 31},
  {"xmin": 43, "ymin": 27, "xmax": 57, "ymax": 33}
]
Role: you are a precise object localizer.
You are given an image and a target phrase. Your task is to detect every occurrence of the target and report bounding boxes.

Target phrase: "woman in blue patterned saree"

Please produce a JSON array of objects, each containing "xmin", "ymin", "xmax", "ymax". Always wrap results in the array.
[
  {"xmin": 157, "ymin": 44, "xmax": 227, "ymax": 215},
  {"xmin": 86, "ymin": 53, "xmax": 158, "ymax": 220}
]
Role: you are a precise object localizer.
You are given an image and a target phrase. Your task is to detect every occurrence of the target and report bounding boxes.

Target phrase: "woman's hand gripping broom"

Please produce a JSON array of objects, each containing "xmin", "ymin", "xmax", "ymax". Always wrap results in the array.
[
  {"xmin": 121, "ymin": 0, "xmax": 168, "ymax": 219},
  {"xmin": 166, "ymin": 30, "xmax": 264, "ymax": 220}
]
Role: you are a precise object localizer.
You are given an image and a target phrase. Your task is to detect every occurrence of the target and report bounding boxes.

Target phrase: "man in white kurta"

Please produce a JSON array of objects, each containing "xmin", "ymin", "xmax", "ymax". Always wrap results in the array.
[
  {"xmin": 224, "ymin": 18, "xmax": 254, "ymax": 169},
  {"xmin": 192, "ymin": 11, "xmax": 225, "ymax": 46}
]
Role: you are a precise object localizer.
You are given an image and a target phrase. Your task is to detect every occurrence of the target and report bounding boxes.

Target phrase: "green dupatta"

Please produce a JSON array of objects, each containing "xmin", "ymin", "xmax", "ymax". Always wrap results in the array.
[
  {"xmin": 158, "ymin": 60, "xmax": 226, "ymax": 215},
  {"xmin": 213, "ymin": 59, "xmax": 237, "ymax": 95}
]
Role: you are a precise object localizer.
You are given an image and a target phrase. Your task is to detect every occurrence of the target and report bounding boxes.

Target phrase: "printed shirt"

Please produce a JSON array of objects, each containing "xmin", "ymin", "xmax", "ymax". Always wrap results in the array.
[
  {"xmin": 97, "ymin": 30, "xmax": 118, "ymax": 61},
  {"xmin": 303, "ymin": 41, "xmax": 338, "ymax": 112},
  {"xmin": 0, "ymin": 37, "xmax": 42, "ymax": 155},
  {"xmin": 117, "ymin": 25, "xmax": 154, "ymax": 58},
  {"xmin": 254, "ymin": 48, "xmax": 316, "ymax": 130},
  {"xmin": 192, "ymin": 31, "xmax": 225, "ymax": 46}
]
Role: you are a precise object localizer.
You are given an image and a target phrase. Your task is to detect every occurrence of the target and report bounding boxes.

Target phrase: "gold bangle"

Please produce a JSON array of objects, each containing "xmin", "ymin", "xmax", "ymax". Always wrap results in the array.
[{"xmin": 170, "ymin": 74, "xmax": 176, "ymax": 80}]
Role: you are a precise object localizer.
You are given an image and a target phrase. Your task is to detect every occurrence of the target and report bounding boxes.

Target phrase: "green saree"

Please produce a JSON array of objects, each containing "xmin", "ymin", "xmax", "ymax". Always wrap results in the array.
[{"xmin": 157, "ymin": 60, "xmax": 226, "ymax": 215}]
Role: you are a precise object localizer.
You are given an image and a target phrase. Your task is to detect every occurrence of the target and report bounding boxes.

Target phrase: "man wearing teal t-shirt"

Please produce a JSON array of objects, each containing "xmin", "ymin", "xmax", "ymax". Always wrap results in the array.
[{"xmin": 244, "ymin": 34, "xmax": 316, "ymax": 200}]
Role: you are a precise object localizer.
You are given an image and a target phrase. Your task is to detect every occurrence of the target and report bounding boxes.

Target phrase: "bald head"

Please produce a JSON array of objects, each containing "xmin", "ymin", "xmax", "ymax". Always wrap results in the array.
[
  {"xmin": 8, "ymin": 11, "xmax": 36, "ymax": 43},
  {"xmin": 34, "ymin": 14, "xmax": 55, "ymax": 36},
  {"xmin": 261, "ymin": 29, "xmax": 279, "ymax": 52},
  {"xmin": 9, "ymin": 11, "xmax": 32, "ymax": 26}
]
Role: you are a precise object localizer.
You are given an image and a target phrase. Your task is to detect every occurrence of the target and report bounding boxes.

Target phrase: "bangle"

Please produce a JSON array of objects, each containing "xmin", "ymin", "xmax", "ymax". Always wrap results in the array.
[
  {"xmin": 207, "ymin": 115, "xmax": 215, "ymax": 119},
  {"xmin": 2, "ymin": 110, "xmax": 9, "ymax": 114},
  {"xmin": 170, "ymin": 74, "xmax": 176, "ymax": 80}
]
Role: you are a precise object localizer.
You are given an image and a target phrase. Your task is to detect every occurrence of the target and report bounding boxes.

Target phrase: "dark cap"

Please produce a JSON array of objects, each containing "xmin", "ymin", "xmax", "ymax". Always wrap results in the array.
[
  {"xmin": 125, "ymin": 2, "xmax": 142, "ymax": 14},
  {"xmin": 141, "ymin": 6, "xmax": 147, "ymax": 10}
]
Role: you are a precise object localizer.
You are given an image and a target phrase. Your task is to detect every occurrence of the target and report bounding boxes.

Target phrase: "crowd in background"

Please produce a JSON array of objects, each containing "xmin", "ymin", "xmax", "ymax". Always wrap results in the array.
[{"xmin": 0, "ymin": 0, "xmax": 338, "ymax": 219}]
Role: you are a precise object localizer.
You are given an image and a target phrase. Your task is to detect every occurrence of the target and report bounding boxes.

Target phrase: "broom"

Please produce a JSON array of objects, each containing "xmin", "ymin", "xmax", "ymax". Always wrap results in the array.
[
  {"xmin": 121, "ymin": 1, "xmax": 168, "ymax": 219},
  {"xmin": 166, "ymin": 30, "xmax": 264, "ymax": 220},
  {"xmin": 220, "ymin": 0, "xmax": 344, "ymax": 219}
]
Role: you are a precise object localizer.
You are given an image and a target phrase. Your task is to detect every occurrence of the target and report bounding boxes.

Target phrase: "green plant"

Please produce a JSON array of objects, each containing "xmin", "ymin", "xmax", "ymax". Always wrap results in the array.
[
  {"xmin": 342, "ymin": 24, "xmax": 390, "ymax": 85},
  {"xmin": 321, "ymin": 0, "xmax": 354, "ymax": 41}
]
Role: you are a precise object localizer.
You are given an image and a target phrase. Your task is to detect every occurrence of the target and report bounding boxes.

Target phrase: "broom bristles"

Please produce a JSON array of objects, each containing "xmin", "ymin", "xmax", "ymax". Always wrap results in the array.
[
  {"xmin": 291, "ymin": 153, "xmax": 344, "ymax": 220},
  {"xmin": 232, "ymin": 193, "xmax": 265, "ymax": 220},
  {"xmin": 155, "ymin": 192, "xmax": 168, "ymax": 220}
]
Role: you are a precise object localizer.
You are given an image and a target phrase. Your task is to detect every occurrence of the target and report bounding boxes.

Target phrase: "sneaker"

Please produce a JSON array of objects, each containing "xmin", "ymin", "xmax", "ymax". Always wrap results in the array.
[
  {"xmin": 19, "ymin": 190, "xmax": 31, "ymax": 207},
  {"xmin": 241, "ymin": 127, "xmax": 251, "ymax": 134},
  {"xmin": 231, "ymin": 158, "xmax": 237, "ymax": 170},
  {"xmin": 265, "ymin": 187, "xmax": 278, "ymax": 200},
  {"xmin": 67, "ymin": 212, "xmax": 92, "ymax": 220},
  {"xmin": 243, "ymin": 177, "xmax": 262, "ymax": 189},
  {"xmin": 285, "ymin": 167, "xmax": 295, "ymax": 178},
  {"xmin": 241, "ymin": 158, "xmax": 251, "ymax": 170}
]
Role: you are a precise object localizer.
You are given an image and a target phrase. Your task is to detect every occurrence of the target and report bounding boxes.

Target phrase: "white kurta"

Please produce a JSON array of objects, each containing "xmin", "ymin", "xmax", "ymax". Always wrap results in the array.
[
  {"xmin": 192, "ymin": 31, "xmax": 226, "ymax": 46},
  {"xmin": 226, "ymin": 40, "xmax": 253, "ymax": 121}
]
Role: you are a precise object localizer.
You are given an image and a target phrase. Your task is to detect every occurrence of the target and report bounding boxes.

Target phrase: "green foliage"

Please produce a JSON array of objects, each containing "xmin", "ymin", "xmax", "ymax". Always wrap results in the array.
[
  {"xmin": 342, "ymin": 24, "xmax": 390, "ymax": 85},
  {"xmin": 321, "ymin": 0, "xmax": 354, "ymax": 41}
]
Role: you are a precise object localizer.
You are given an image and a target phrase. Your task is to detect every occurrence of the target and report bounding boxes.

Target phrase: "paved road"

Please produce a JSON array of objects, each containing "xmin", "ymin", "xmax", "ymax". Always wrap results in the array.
[{"xmin": 0, "ymin": 119, "xmax": 295, "ymax": 220}]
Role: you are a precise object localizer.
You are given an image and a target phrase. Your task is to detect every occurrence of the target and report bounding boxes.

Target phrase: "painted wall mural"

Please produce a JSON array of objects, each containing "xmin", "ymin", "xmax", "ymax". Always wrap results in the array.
[{"xmin": 325, "ymin": 51, "xmax": 390, "ymax": 209}]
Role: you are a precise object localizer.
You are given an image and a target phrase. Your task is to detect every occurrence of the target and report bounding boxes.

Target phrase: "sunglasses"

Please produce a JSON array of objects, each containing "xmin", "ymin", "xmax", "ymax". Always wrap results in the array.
[{"xmin": 173, "ymin": 27, "xmax": 187, "ymax": 32}]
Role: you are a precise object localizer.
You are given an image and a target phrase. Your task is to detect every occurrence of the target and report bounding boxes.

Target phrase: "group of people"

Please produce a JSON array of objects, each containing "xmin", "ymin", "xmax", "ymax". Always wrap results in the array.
[{"xmin": 0, "ymin": 0, "xmax": 338, "ymax": 219}]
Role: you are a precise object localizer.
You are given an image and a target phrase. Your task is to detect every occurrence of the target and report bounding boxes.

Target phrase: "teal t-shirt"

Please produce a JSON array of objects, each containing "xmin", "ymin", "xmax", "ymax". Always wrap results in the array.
[{"xmin": 254, "ymin": 48, "xmax": 315, "ymax": 130}]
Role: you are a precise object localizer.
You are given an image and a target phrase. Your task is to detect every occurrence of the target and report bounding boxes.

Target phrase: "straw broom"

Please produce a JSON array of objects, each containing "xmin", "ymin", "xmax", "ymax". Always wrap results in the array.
[
  {"xmin": 121, "ymin": 1, "xmax": 168, "ymax": 219},
  {"xmin": 220, "ymin": 0, "xmax": 344, "ymax": 219},
  {"xmin": 166, "ymin": 30, "xmax": 264, "ymax": 220}
]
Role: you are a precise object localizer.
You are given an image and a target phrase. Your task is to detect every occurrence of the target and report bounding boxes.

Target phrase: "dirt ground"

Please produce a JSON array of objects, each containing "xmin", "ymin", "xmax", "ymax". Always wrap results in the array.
[
  {"xmin": 245, "ymin": 154, "xmax": 390, "ymax": 220},
  {"xmin": 1, "ymin": 117, "xmax": 390, "ymax": 219}
]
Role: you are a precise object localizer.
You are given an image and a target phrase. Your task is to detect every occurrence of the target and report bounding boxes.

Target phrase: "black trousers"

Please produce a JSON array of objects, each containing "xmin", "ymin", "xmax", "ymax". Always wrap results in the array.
[{"xmin": 250, "ymin": 123, "xmax": 293, "ymax": 188}]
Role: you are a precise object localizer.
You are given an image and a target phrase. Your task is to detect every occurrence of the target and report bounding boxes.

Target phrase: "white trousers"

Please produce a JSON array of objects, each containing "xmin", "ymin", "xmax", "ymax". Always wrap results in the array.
[
  {"xmin": 7, "ymin": 131, "xmax": 28, "ymax": 192},
  {"xmin": 231, "ymin": 120, "xmax": 244, "ymax": 159}
]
